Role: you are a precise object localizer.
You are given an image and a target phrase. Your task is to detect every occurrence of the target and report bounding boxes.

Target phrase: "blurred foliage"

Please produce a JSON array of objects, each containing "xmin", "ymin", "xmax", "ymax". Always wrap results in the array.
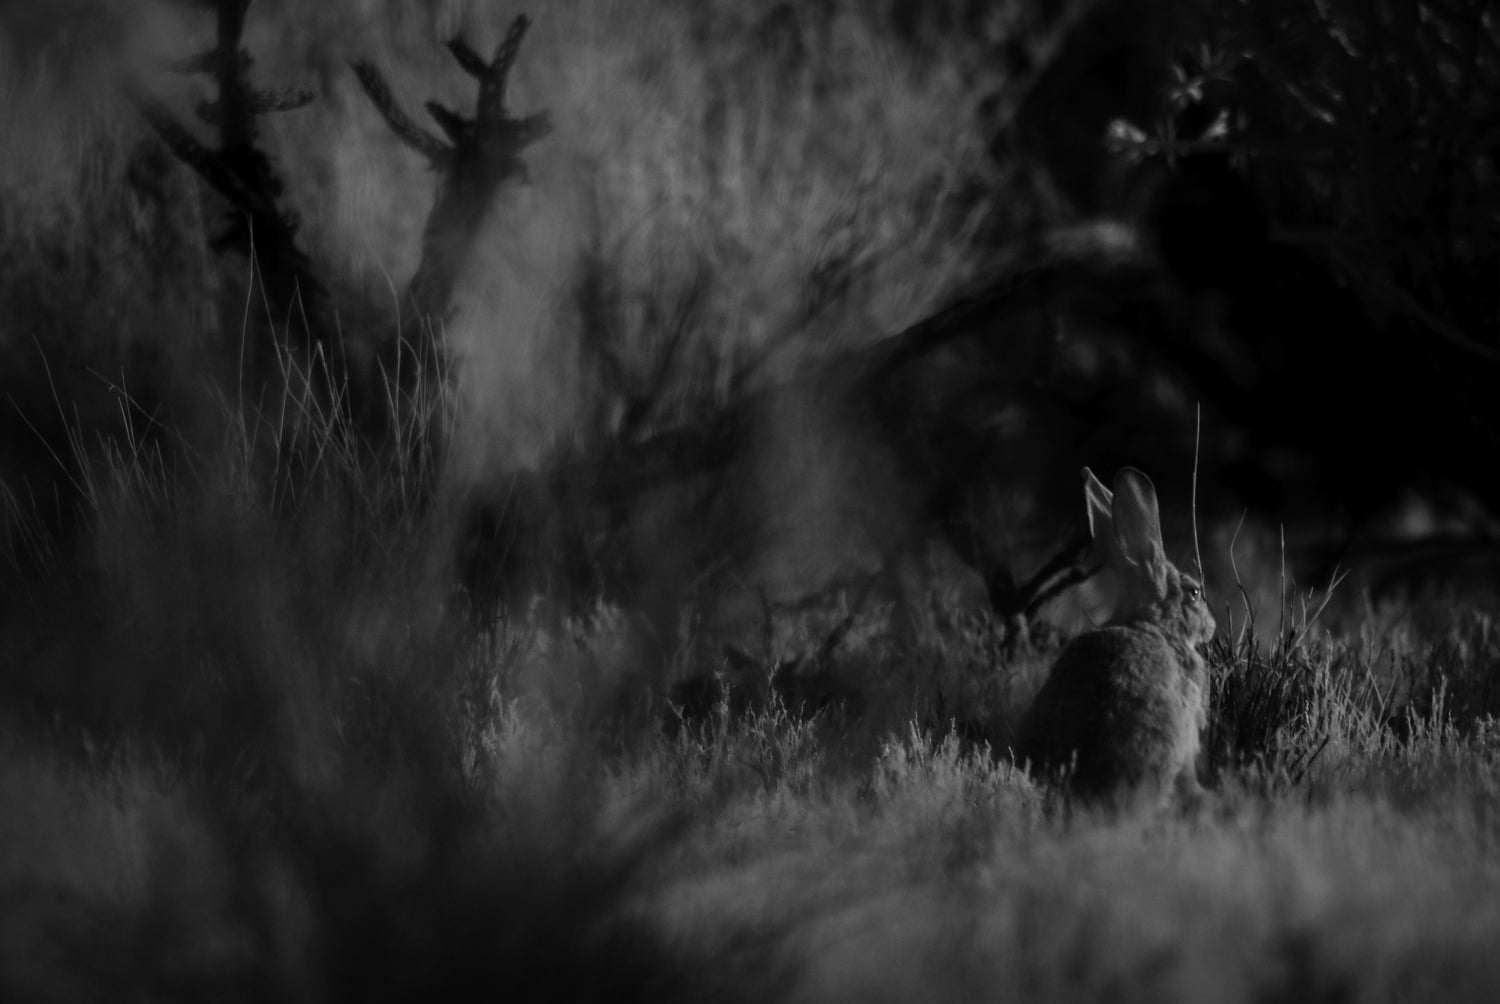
[
  {"xmin": 1159, "ymin": 0, "xmax": 1500, "ymax": 356},
  {"xmin": 0, "ymin": 4, "xmax": 1497, "ymax": 999}
]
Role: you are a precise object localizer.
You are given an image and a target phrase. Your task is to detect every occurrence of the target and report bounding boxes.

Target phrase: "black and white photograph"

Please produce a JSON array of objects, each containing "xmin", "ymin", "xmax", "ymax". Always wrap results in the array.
[{"xmin": 1, "ymin": 1, "xmax": 1498, "ymax": 1000}]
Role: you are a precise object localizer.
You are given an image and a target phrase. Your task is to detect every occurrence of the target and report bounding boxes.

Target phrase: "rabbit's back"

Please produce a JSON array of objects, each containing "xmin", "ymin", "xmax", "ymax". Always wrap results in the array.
[{"xmin": 1019, "ymin": 625, "xmax": 1207, "ymax": 799}]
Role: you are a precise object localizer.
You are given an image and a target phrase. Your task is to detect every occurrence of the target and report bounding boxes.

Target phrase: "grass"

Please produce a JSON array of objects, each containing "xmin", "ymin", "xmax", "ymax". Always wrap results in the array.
[
  {"xmin": 4, "ymin": 471, "xmax": 1500, "ymax": 1000},
  {"xmin": 3, "ymin": 1, "xmax": 1500, "ymax": 1001}
]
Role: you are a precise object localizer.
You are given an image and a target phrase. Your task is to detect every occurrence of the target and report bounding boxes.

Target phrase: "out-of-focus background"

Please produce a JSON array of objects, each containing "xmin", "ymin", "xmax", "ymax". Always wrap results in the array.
[{"xmin": 1, "ymin": 2, "xmax": 1499, "ymax": 1001}]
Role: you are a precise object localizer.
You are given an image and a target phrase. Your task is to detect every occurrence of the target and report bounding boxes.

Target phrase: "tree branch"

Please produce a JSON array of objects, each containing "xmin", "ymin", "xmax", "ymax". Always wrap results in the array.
[{"xmin": 349, "ymin": 60, "xmax": 451, "ymax": 165}]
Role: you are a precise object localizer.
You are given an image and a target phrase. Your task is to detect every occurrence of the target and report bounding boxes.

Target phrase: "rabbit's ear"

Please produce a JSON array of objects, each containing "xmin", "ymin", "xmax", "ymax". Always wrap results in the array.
[
  {"xmin": 1082, "ymin": 468, "xmax": 1113, "ymax": 538},
  {"xmin": 1081, "ymin": 467, "xmax": 1122, "ymax": 568},
  {"xmin": 1110, "ymin": 467, "xmax": 1170, "ymax": 598}
]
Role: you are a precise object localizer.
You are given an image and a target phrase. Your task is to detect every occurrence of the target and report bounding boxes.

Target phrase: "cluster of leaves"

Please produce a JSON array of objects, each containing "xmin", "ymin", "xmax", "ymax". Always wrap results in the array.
[{"xmin": 1185, "ymin": 0, "xmax": 1498, "ymax": 353}]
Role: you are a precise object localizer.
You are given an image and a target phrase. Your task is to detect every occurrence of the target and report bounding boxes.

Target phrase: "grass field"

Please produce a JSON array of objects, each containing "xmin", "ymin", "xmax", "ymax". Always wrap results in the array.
[
  {"xmin": 3, "ymin": 570, "xmax": 1499, "ymax": 1001},
  {"xmin": 3, "ymin": 1, "xmax": 1499, "ymax": 1001}
]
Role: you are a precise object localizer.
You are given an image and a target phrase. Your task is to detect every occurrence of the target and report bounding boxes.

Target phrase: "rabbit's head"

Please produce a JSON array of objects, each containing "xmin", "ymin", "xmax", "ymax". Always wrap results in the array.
[{"xmin": 1082, "ymin": 467, "xmax": 1215, "ymax": 645}]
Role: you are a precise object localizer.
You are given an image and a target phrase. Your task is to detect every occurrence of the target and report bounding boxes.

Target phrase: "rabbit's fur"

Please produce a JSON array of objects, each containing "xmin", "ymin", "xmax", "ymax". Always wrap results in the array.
[{"xmin": 1019, "ymin": 467, "xmax": 1216, "ymax": 807}]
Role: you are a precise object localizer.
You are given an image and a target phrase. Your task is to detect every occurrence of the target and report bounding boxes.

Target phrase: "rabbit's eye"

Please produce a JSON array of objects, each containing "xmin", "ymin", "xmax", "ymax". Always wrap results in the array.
[{"xmin": 1186, "ymin": 584, "xmax": 1201, "ymax": 602}]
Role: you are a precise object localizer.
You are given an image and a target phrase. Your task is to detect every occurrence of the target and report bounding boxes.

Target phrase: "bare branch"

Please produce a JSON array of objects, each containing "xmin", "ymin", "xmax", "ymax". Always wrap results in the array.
[
  {"xmin": 1020, "ymin": 534, "xmax": 1094, "ymax": 617},
  {"xmin": 195, "ymin": 89, "xmax": 313, "ymax": 128},
  {"xmin": 445, "ymin": 38, "xmax": 489, "ymax": 79},
  {"xmin": 349, "ymin": 60, "xmax": 451, "ymax": 165},
  {"xmin": 254, "ymin": 87, "xmax": 316, "ymax": 113},
  {"xmin": 425, "ymin": 102, "xmax": 472, "ymax": 146},
  {"xmin": 1275, "ymin": 229, "xmax": 1500, "ymax": 366},
  {"xmin": 478, "ymin": 14, "xmax": 531, "ymax": 127},
  {"xmin": 134, "ymin": 97, "xmax": 259, "ymax": 211}
]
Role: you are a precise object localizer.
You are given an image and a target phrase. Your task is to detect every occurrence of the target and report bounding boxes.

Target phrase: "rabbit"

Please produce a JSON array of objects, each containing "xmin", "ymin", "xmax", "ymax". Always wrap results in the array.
[{"xmin": 1018, "ymin": 467, "xmax": 1216, "ymax": 808}]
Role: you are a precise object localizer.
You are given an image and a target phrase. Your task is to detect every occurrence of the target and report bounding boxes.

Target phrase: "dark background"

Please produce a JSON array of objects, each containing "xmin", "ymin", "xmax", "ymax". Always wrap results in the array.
[{"xmin": 2, "ymin": 0, "xmax": 1497, "ymax": 652}]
